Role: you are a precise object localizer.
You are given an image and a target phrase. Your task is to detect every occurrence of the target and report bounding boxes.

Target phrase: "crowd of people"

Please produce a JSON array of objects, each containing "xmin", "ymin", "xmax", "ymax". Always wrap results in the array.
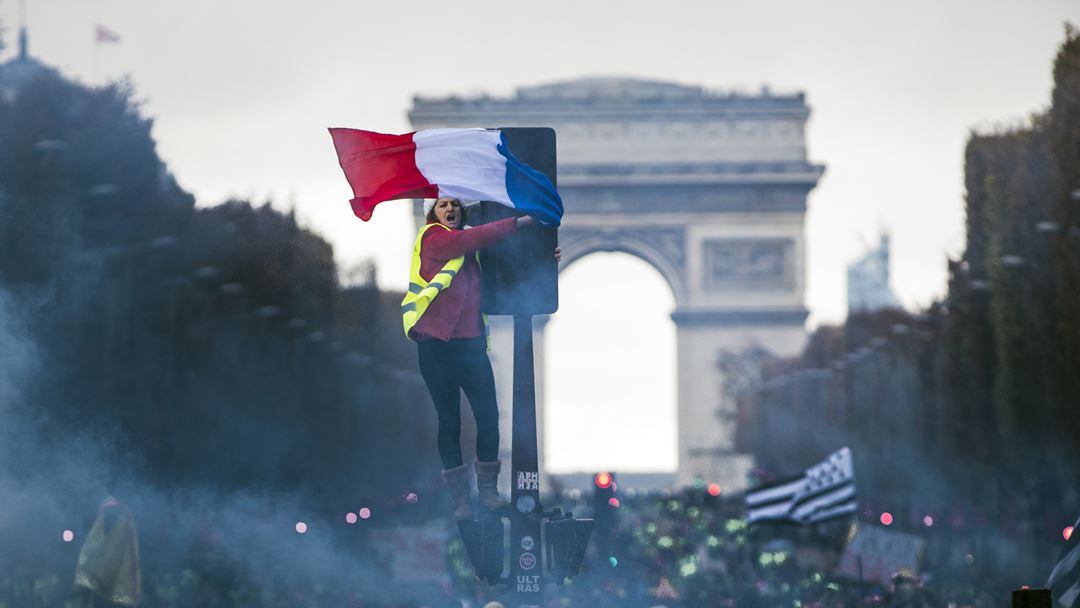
[
  {"xmin": 0, "ymin": 485, "xmax": 1058, "ymax": 607},
  {"xmin": 455, "ymin": 489, "xmax": 1019, "ymax": 608}
]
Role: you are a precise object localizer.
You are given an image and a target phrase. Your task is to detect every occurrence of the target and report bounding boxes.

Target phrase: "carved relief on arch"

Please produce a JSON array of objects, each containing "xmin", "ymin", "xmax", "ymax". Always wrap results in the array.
[{"xmin": 557, "ymin": 226, "xmax": 688, "ymax": 306}]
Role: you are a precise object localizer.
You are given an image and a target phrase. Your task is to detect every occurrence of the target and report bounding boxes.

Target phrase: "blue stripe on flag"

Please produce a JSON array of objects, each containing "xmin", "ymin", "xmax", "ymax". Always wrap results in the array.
[{"xmin": 496, "ymin": 132, "xmax": 564, "ymax": 226}]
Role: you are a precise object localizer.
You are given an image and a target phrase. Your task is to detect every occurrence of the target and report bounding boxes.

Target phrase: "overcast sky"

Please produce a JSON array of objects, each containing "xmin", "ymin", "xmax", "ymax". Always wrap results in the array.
[{"xmin": 4, "ymin": 0, "xmax": 1077, "ymax": 474}]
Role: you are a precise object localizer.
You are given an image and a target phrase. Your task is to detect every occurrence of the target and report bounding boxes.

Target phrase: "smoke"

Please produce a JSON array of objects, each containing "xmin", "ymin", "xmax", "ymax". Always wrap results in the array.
[{"xmin": 0, "ymin": 283, "xmax": 452, "ymax": 606}]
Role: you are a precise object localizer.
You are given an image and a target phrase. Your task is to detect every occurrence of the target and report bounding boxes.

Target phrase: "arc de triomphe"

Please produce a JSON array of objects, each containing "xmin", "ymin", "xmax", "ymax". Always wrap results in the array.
[{"xmin": 410, "ymin": 77, "xmax": 824, "ymax": 491}]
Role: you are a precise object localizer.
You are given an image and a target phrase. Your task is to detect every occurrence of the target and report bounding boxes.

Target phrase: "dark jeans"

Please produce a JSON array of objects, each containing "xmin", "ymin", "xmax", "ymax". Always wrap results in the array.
[{"xmin": 417, "ymin": 336, "xmax": 500, "ymax": 469}]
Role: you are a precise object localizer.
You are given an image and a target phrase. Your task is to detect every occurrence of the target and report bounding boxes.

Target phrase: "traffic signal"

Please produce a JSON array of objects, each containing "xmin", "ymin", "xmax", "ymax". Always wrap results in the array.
[
  {"xmin": 592, "ymin": 472, "xmax": 618, "ymax": 515},
  {"xmin": 594, "ymin": 472, "xmax": 613, "ymax": 490},
  {"xmin": 544, "ymin": 516, "xmax": 594, "ymax": 581}
]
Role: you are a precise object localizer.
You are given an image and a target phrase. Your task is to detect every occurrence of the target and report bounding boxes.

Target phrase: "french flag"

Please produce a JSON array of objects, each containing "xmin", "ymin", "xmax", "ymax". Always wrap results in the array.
[{"xmin": 329, "ymin": 128, "xmax": 564, "ymax": 226}]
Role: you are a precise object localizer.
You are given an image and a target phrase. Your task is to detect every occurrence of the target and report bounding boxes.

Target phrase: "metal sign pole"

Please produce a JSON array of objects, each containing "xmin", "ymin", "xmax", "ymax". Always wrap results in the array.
[{"xmin": 509, "ymin": 313, "xmax": 544, "ymax": 605}]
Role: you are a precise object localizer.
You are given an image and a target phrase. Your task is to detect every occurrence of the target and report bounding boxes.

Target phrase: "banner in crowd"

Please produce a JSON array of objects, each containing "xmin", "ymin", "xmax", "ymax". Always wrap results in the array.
[{"xmin": 835, "ymin": 524, "xmax": 925, "ymax": 584}]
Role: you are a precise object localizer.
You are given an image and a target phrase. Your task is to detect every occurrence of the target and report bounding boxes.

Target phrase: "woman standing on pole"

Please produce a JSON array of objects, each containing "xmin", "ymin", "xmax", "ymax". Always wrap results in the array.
[{"xmin": 403, "ymin": 197, "xmax": 557, "ymax": 520}]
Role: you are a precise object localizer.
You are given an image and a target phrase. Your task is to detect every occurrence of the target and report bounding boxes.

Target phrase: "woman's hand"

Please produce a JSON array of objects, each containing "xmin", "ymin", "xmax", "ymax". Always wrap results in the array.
[{"xmin": 514, "ymin": 217, "xmax": 561, "ymax": 261}]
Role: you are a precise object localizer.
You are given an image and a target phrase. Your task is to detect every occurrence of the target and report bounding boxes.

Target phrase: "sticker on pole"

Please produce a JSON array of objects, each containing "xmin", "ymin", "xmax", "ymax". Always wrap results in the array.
[
  {"xmin": 516, "ymin": 471, "xmax": 539, "ymax": 490},
  {"xmin": 516, "ymin": 575, "xmax": 540, "ymax": 592}
]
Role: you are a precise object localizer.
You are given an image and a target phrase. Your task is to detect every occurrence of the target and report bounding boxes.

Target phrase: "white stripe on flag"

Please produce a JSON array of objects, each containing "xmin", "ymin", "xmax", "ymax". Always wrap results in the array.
[
  {"xmin": 1060, "ymin": 580, "xmax": 1080, "ymax": 608},
  {"xmin": 1049, "ymin": 543, "xmax": 1080, "ymax": 588},
  {"xmin": 746, "ymin": 478, "xmax": 806, "ymax": 507},
  {"xmin": 807, "ymin": 499, "xmax": 858, "ymax": 524},
  {"xmin": 791, "ymin": 484, "xmax": 856, "ymax": 521},
  {"xmin": 748, "ymin": 500, "xmax": 798, "ymax": 523},
  {"xmin": 413, "ymin": 129, "xmax": 513, "ymax": 206}
]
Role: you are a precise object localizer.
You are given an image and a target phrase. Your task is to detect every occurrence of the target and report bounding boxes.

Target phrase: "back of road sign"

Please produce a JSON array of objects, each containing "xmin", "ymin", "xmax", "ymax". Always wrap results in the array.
[{"xmin": 476, "ymin": 127, "xmax": 559, "ymax": 316}]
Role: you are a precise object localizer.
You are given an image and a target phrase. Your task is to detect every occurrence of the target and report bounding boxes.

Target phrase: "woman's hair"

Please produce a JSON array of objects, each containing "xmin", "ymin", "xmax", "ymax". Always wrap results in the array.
[{"xmin": 426, "ymin": 199, "xmax": 467, "ymax": 226}]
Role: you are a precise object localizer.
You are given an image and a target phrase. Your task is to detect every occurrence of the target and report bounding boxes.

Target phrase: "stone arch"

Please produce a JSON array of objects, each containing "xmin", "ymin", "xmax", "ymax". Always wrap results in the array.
[
  {"xmin": 557, "ymin": 227, "xmax": 687, "ymax": 307},
  {"xmin": 409, "ymin": 76, "xmax": 825, "ymax": 491}
]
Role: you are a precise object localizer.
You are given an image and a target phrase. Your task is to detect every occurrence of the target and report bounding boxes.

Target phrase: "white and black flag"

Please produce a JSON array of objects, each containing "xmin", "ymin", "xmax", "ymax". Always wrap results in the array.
[
  {"xmin": 1048, "ymin": 514, "xmax": 1080, "ymax": 608},
  {"xmin": 745, "ymin": 447, "xmax": 857, "ymax": 525}
]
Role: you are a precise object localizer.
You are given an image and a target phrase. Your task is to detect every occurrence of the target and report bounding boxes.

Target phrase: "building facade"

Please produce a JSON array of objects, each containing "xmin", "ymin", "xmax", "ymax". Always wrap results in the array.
[{"xmin": 847, "ymin": 234, "xmax": 902, "ymax": 313}]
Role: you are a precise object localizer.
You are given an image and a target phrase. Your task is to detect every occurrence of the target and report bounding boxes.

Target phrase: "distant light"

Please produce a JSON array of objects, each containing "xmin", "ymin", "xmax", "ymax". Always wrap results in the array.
[
  {"xmin": 1065, "ymin": 526, "xmax": 1074, "ymax": 541},
  {"xmin": 87, "ymin": 183, "xmax": 119, "ymax": 196},
  {"xmin": 405, "ymin": 492, "xmax": 419, "ymax": 504},
  {"xmin": 923, "ymin": 515, "xmax": 934, "ymax": 527},
  {"xmin": 62, "ymin": 530, "xmax": 74, "ymax": 542},
  {"xmin": 295, "ymin": 522, "xmax": 307, "ymax": 534},
  {"xmin": 608, "ymin": 497, "xmax": 620, "ymax": 508},
  {"xmin": 256, "ymin": 305, "xmax": 281, "ymax": 318},
  {"xmin": 595, "ymin": 472, "xmax": 612, "ymax": 489},
  {"xmin": 194, "ymin": 266, "xmax": 219, "ymax": 279},
  {"xmin": 345, "ymin": 512, "xmax": 357, "ymax": 524},
  {"xmin": 32, "ymin": 139, "xmax": 69, "ymax": 152},
  {"xmin": 358, "ymin": 507, "xmax": 372, "ymax": 520},
  {"xmin": 707, "ymin": 484, "xmax": 722, "ymax": 497},
  {"xmin": 1022, "ymin": 586, "xmax": 1031, "ymax": 590},
  {"xmin": 1001, "ymin": 254, "xmax": 1026, "ymax": 268},
  {"xmin": 1037, "ymin": 221, "xmax": 1062, "ymax": 234},
  {"xmin": 609, "ymin": 556, "xmax": 618, "ymax": 568},
  {"xmin": 149, "ymin": 235, "xmax": 178, "ymax": 249},
  {"xmin": 880, "ymin": 512, "xmax": 893, "ymax": 526}
]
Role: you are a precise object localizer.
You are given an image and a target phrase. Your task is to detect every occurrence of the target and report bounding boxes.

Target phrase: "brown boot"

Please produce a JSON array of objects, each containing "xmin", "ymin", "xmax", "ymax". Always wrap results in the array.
[
  {"xmin": 441, "ymin": 464, "xmax": 474, "ymax": 520},
  {"xmin": 475, "ymin": 460, "xmax": 506, "ymax": 511}
]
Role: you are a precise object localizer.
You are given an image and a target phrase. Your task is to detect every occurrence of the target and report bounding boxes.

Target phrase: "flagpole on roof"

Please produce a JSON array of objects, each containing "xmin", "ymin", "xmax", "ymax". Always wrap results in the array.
[
  {"xmin": 92, "ymin": 0, "xmax": 99, "ymax": 82},
  {"xmin": 17, "ymin": 0, "xmax": 28, "ymax": 60},
  {"xmin": 92, "ymin": 20, "xmax": 122, "ymax": 85}
]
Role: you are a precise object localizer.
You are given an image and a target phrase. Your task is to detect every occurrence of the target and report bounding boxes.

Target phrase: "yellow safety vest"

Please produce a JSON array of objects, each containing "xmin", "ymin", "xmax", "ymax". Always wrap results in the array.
[{"xmin": 401, "ymin": 223, "xmax": 490, "ymax": 347}]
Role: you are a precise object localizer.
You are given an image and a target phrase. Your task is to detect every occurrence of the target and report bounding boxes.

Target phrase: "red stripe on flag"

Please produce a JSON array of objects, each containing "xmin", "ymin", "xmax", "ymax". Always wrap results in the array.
[{"xmin": 328, "ymin": 128, "xmax": 438, "ymax": 221}]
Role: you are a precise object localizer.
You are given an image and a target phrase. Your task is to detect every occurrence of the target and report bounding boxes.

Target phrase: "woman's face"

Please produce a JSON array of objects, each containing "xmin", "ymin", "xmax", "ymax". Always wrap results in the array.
[{"xmin": 433, "ymin": 198, "xmax": 462, "ymax": 229}]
